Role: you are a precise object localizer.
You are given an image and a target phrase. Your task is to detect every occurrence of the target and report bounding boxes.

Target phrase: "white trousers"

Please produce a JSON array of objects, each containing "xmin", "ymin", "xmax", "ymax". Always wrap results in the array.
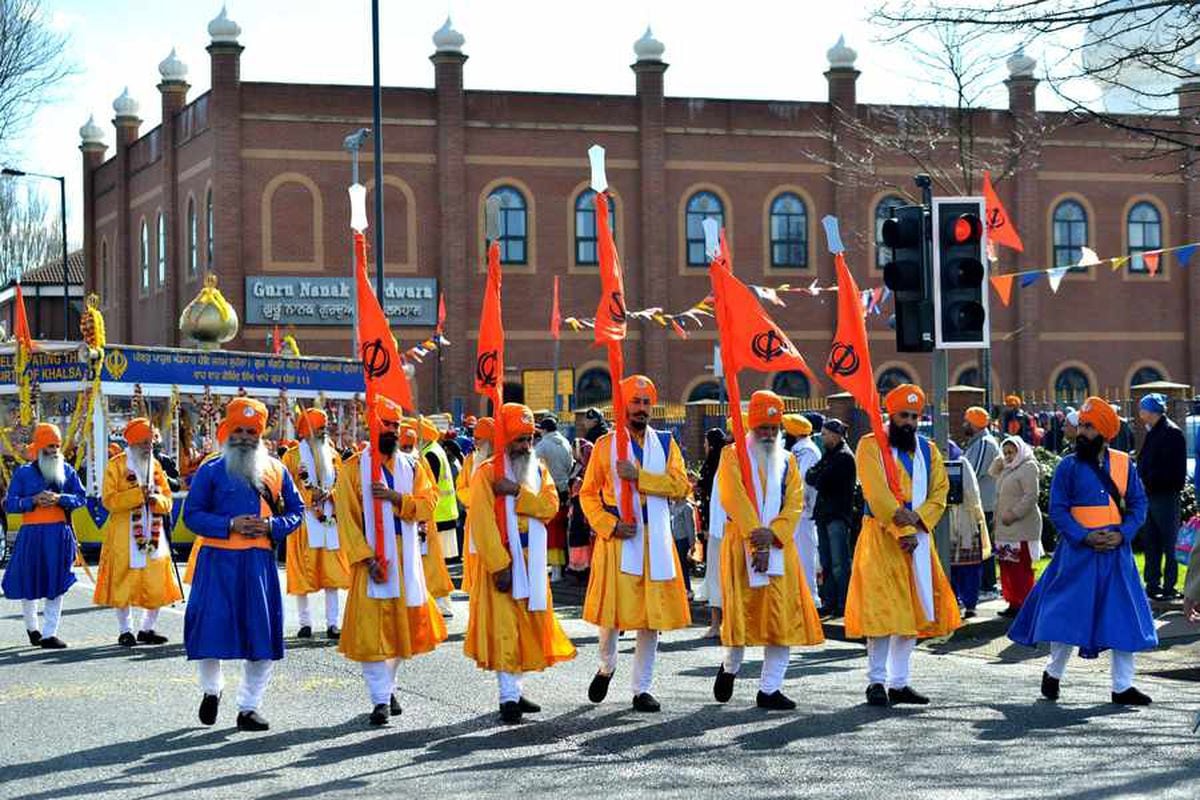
[
  {"xmin": 866, "ymin": 635, "xmax": 917, "ymax": 689},
  {"xmin": 497, "ymin": 671, "xmax": 524, "ymax": 704},
  {"xmin": 598, "ymin": 628, "xmax": 659, "ymax": 695},
  {"xmin": 362, "ymin": 658, "xmax": 400, "ymax": 705},
  {"xmin": 197, "ymin": 659, "xmax": 274, "ymax": 712},
  {"xmin": 704, "ymin": 538, "xmax": 723, "ymax": 609},
  {"xmin": 723, "ymin": 645, "xmax": 791, "ymax": 694},
  {"xmin": 296, "ymin": 589, "xmax": 340, "ymax": 628},
  {"xmin": 794, "ymin": 518, "xmax": 821, "ymax": 608},
  {"xmin": 22, "ymin": 595, "xmax": 64, "ymax": 637},
  {"xmin": 1046, "ymin": 642, "xmax": 1136, "ymax": 693},
  {"xmin": 115, "ymin": 607, "xmax": 160, "ymax": 634}
]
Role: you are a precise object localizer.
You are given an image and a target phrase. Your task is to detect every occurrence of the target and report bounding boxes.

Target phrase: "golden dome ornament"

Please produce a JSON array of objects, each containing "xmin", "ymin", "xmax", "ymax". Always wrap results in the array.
[{"xmin": 180, "ymin": 273, "xmax": 239, "ymax": 350}]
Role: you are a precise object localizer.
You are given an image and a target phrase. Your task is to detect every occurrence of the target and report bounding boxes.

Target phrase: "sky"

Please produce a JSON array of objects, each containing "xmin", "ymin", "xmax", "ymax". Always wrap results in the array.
[{"xmin": 12, "ymin": 0, "xmax": 1060, "ymax": 248}]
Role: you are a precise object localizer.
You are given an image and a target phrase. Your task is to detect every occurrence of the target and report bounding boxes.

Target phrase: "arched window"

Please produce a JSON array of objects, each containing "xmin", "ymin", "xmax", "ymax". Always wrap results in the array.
[
  {"xmin": 487, "ymin": 185, "xmax": 528, "ymax": 265},
  {"xmin": 877, "ymin": 366, "xmax": 914, "ymax": 393},
  {"xmin": 576, "ymin": 367, "xmax": 612, "ymax": 408},
  {"xmin": 205, "ymin": 188, "xmax": 214, "ymax": 270},
  {"xmin": 769, "ymin": 192, "xmax": 808, "ymax": 268},
  {"xmin": 875, "ymin": 195, "xmax": 907, "ymax": 270},
  {"xmin": 1127, "ymin": 201, "xmax": 1162, "ymax": 273},
  {"xmin": 575, "ymin": 189, "xmax": 615, "ymax": 266},
  {"xmin": 156, "ymin": 212, "xmax": 166, "ymax": 288},
  {"xmin": 685, "ymin": 191, "xmax": 724, "ymax": 266},
  {"xmin": 1130, "ymin": 366, "xmax": 1165, "ymax": 387},
  {"xmin": 1053, "ymin": 367, "xmax": 1091, "ymax": 404},
  {"xmin": 187, "ymin": 197, "xmax": 198, "ymax": 278},
  {"xmin": 772, "ymin": 371, "xmax": 812, "ymax": 398},
  {"xmin": 955, "ymin": 367, "xmax": 982, "ymax": 388},
  {"xmin": 1052, "ymin": 200, "xmax": 1088, "ymax": 269},
  {"xmin": 687, "ymin": 380, "xmax": 721, "ymax": 402},
  {"xmin": 139, "ymin": 220, "xmax": 150, "ymax": 294}
]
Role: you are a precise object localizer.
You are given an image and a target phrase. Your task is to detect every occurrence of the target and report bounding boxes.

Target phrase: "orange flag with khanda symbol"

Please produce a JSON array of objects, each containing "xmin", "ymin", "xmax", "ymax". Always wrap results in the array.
[
  {"xmin": 475, "ymin": 238, "xmax": 513, "ymax": 548},
  {"xmin": 983, "ymin": 171, "xmax": 1023, "ymax": 253}
]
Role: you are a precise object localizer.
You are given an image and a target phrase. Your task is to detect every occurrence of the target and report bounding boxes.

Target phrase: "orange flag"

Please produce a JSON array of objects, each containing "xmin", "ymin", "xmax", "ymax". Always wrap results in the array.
[
  {"xmin": 1144, "ymin": 251, "xmax": 1161, "ymax": 276},
  {"xmin": 476, "ymin": 241, "xmax": 505, "ymax": 417},
  {"xmin": 827, "ymin": 251, "xmax": 902, "ymax": 501},
  {"xmin": 983, "ymin": 170, "xmax": 1023, "ymax": 253},
  {"xmin": 14, "ymin": 284, "xmax": 33, "ymax": 351},
  {"xmin": 989, "ymin": 273, "xmax": 1015, "ymax": 307},
  {"xmin": 354, "ymin": 231, "xmax": 413, "ymax": 413},
  {"xmin": 550, "ymin": 275, "xmax": 562, "ymax": 341}
]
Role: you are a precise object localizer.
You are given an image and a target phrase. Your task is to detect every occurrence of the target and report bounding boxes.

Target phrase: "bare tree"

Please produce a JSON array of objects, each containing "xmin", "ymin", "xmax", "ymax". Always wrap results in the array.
[
  {"xmin": 0, "ymin": 178, "xmax": 56, "ymax": 284},
  {"xmin": 0, "ymin": 0, "xmax": 71, "ymax": 154}
]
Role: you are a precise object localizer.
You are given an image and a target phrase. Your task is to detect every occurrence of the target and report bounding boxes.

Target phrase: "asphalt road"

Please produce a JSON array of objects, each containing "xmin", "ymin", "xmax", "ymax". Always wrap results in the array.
[{"xmin": 2, "ymin": 568, "xmax": 1199, "ymax": 800}]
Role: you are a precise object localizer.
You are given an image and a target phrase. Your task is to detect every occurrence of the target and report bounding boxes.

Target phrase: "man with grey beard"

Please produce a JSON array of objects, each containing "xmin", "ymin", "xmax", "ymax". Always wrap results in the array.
[
  {"xmin": 183, "ymin": 398, "xmax": 303, "ymax": 731},
  {"xmin": 4, "ymin": 423, "xmax": 87, "ymax": 648}
]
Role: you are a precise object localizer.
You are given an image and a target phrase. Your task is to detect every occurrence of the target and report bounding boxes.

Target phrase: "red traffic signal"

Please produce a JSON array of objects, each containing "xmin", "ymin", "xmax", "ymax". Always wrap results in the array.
[{"xmin": 947, "ymin": 213, "xmax": 982, "ymax": 245}]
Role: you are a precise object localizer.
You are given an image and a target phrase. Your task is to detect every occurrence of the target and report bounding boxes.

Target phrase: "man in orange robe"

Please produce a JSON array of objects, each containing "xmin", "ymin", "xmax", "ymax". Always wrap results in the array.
[{"xmin": 455, "ymin": 417, "xmax": 494, "ymax": 597}]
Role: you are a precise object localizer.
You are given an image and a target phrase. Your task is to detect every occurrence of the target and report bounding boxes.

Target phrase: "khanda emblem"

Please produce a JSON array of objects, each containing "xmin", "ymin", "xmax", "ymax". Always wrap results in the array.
[
  {"xmin": 608, "ymin": 291, "xmax": 627, "ymax": 323},
  {"xmin": 104, "ymin": 348, "xmax": 129, "ymax": 380},
  {"xmin": 987, "ymin": 207, "xmax": 1007, "ymax": 232},
  {"xmin": 751, "ymin": 329, "xmax": 788, "ymax": 363},
  {"xmin": 827, "ymin": 341, "xmax": 861, "ymax": 378},
  {"xmin": 476, "ymin": 349, "xmax": 499, "ymax": 388},
  {"xmin": 360, "ymin": 338, "xmax": 390, "ymax": 379}
]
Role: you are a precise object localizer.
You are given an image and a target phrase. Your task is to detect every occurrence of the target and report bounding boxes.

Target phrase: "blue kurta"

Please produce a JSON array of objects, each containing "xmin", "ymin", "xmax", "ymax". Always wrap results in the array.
[
  {"xmin": 182, "ymin": 456, "xmax": 303, "ymax": 661},
  {"xmin": 1009, "ymin": 451, "xmax": 1157, "ymax": 657},
  {"xmin": 2, "ymin": 462, "xmax": 86, "ymax": 600}
]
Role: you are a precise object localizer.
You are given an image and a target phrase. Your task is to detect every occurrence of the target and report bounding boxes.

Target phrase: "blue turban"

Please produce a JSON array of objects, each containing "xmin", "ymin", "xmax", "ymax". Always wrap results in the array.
[{"xmin": 1139, "ymin": 393, "xmax": 1167, "ymax": 415}]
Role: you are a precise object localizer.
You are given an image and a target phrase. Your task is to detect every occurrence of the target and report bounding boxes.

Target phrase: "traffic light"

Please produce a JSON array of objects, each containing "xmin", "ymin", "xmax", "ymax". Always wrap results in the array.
[
  {"xmin": 881, "ymin": 204, "xmax": 933, "ymax": 353},
  {"xmin": 932, "ymin": 197, "xmax": 988, "ymax": 348}
]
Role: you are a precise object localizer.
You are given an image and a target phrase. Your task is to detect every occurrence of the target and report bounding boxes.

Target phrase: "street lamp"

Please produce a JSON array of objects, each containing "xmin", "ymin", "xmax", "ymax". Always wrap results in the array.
[{"xmin": 1, "ymin": 167, "xmax": 70, "ymax": 339}]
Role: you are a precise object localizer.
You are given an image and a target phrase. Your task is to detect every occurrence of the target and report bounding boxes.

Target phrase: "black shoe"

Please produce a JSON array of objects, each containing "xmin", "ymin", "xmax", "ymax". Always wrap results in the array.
[
  {"xmin": 369, "ymin": 704, "xmax": 390, "ymax": 726},
  {"xmin": 199, "ymin": 693, "xmax": 220, "ymax": 725},
  {"xmin": 756, "ymin": 690, "xmax": 797, "ymax": 711},
  {"xmin": 1112, "ymin": 686, "xmax": 1152, "ymax": 706},
  {"xmin": 632, "ymin": 693, "xmax": 661, "ymax": 713},
  {"xmin": 518, "ymin": 696, "xmax": 542, "ymax": 714},
  {"xmin": 1161, "ymin": 589, "xmax": 1181, "ymax": 602},
  {"xmin": 39, "ymin": 636, "xmax": 67, "ymax": 649},
  {"xmin": 296, "ymin": 625, "xmax": 313, "ymax": 639},
  {"xmin": 26, "ymin": 630, "xmax": 42, "ymax": 646},
  {"xmin": 236, "ymin": 711, "xmax": 270, "ymax": 731},
  {"xmin": 866, "ymin": 683, "xmax": 889, "ymax": 707},
  {"xmin": 389, "ymin": 694, "xmax": 402, "ymax": 716},
  {"xmin": 888, "ymin": 686, "xmax": 930, "ymax": 706},
  {"xmin": 962, "ymin": 609, "xmax": 977, "ymax": 619},
  {"xmin": 118, "ymin": 632, "xmax": 137, "ymax": 647},
  {"xmin": 499, "ymin": 701, "xmax": 523, "ymax": 725},
  {"xmin": 326, "ymin": 625, "xmax": 341, "ymax": 641},
  {"xmin": 713, "ymin": 664, "xmax": 736, "ymax": 703},
  {"xmin": 588, "ymin": 671, "xmax": 613, "ymax": 703},
  {"xmin": 1146, "ymin": 588, "xmax": 1163, "ymax": 602},
  {"xmin": 137, "ymin": 630, "xmax": 168, "ymax": 645},
  {"xmin": 1041, "ymin": 671, "xmax": 1060, "ymax": 702},
  {"xmin": 998, "ymin": 605, "xmax": 1021, "ymax": 618}
]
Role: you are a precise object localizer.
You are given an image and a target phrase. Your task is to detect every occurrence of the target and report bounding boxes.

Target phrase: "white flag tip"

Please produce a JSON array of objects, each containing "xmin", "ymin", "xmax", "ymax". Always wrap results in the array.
[
  {"xmin": 348, "ymin": 183, "xmax": 368, "ymax": 232},
  {"xmin": 587, "ymin": 144, "xmax": 608, "ymax": 193},
  {"xmin": 822, "ymin": 215, "xmax": 844, "ymax": 254},
  {"xmin": 701, "ymin": 218, "xmax": 721, "ymax": 260},
  {"xmin": 485, "ymin": 195, "xmax": 502, "ymax": 241}
]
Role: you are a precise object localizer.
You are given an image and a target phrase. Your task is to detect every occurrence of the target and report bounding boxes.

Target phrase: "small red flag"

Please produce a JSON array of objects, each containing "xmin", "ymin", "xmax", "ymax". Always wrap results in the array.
[
  {"xmin": 271, "ymin": 324, "xmax": 282, "ymax": 355},
  {"xmin": 550, "ymin": 275, "xmax": 562, "ymax": 341},
  {"xmin": 983, "ymin": 171, "xmax": 1024, "ymax": 253},
  {"xmin": 435, "ymin": 291, "xmax": 446, "ymax": 336},
  {"xmin": 13, "ymin": 284, "xmax": 34, "ymax": 351}
]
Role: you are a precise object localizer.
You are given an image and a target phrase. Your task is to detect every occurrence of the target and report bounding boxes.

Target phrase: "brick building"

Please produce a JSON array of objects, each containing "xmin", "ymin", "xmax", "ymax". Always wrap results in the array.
[
  {"xmin": 80, "ymin": 8, "xmax": 1200, "ymax": 414},
  {"xmin": 1, "ymin": 250, "xmax": 85, "ymax": 342}
]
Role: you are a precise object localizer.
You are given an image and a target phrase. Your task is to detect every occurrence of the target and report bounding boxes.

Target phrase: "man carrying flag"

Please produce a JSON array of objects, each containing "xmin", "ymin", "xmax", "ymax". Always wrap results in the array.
[{"xmin": 455, "ymin": 417, "xmax": 495, "ymax": 597}]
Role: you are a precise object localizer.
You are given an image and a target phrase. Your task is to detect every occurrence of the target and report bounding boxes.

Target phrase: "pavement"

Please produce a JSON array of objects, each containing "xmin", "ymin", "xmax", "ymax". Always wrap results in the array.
[{"xmin": 2, "ymin": 565, "xmax": 1200, "ymax": 800}]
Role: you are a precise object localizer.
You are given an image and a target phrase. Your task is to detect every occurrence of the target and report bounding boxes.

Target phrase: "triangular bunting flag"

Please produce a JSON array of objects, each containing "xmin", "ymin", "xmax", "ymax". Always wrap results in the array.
[
  {"xmin": 1048, "ymin": 266, "xmax": 1070, "ymax": 293},
  {"xmin": 1020, "ymin": 272, "xmax": 1041, "ymax": 288},
  {"xmin": 990, "ymin": 273, "xmax": 1014, "ymax": 307},
  {"xmin": 1177, "ymin": 244, "xmax": 1197, "ymax": 267},
  {"xmin": 1144, "ymin": 251, "xmax": 1161, "ymax": 276},
  {"xmin": 1111, "ymin": 256, "xmax": 1129, "ymax": 272}
]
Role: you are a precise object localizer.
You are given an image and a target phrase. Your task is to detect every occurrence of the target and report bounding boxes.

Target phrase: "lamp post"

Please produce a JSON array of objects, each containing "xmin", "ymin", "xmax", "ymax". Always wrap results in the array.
[
  {"xmin": 1, "ymin": 168, "xmax": 70, "ymax": 339},
  {"xmin": 343, "ymin": 128, "xmax": 371, "ymax": 358}
]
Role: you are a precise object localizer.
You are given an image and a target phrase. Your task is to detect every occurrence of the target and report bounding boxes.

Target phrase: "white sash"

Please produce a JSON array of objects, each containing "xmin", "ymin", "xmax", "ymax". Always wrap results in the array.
[
  {"xmin": 893, "ymin": 443, "xmax": 934, "ymax": 621},
  {"xmin": 745, "ymin": 445, "xmax": 786, "ymax": 588},
  {"xmin": 503, "ymin": 456, "xmax": 548, "ymax": 612},
  {"xmin": 612, "ymin": 430, "xmax": 677, "ymax": 581},
  {"xmin": 707, "ymin": 486, "xmax": 727, "ymax": 541},
  {"xmin": 300, "ymin": 440, "xmax": 339, "ymax": 551},
  {"xmin": 361, "ymin": 449, "xmax": 427, "ymax": 606},
  {"xmin": 128, "ymin": 457, "xmax": 167, "ymax": 570}
]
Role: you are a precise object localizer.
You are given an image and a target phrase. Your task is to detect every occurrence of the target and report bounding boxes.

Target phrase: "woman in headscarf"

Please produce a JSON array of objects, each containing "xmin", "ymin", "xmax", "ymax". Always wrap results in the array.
[
  {"xmin": 989, "ymin": 435, "xmax": 1043, "ymax": 617},
  {"xmin": 566, "ymin": 438, "xmax": 595, "ymax": 583},
  {"xmin": 947, "ymin": 440, "xmax": 990, "ymax": 619}
]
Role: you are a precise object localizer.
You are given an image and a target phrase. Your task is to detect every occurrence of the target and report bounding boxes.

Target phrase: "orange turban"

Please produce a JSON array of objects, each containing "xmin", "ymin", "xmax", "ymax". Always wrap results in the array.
[
  {"xmin": 885, "ymin": 384, "xmax": 926, "ymax": 416},
  {"xmin": 124, "ymin": 417, "xmax": 153, "ymax": 446},
  {"xmin": 399, "ymin": 420, "xmax": 419, "ymax": 449},
  {"xmin": 225, "ymin": 397, "xmax": 268, "ymax": 435},
  {"xmin": 418, "ymin": 417, "xmax": 440, "ymax": 443},
  {"xmin": 782, "ymin": 413, "xmax": 812, "ymax": 437},
  {"xmin": 474, "ymin": 417, "xmax": 495, "ymax": 443},
  {"xmin": 1004, "ymin": 394, "xmax": 1022, "ymax": 408},
  {"xmin": 371, "ymin": 396, "xmax": 403, "ymax": 425},
  {"xmin": 295, "ymin": 408, "xmax": 328, "ymax": 438},
  {"xmin": 964, "ymin": 406, "xmax": 990, "ymax": 430},
  {"xmin": 501, "ymin": 403, "xmax": 536, "ymax": 436},
  {"xmin": 620, "ymin": 375, "xmax": 658, "ymax": 406},
  {"xmin": 107, "ymin": 443, "xmax": 122, "ymax": 458},
  {"xmin": 26, "ymin": 422, "xmax": 62, "ymax": 460},
  {"xmin": 748, "ymin": 390, "xmax": 785, "ymax": 429},
  {"xmin": 1079, "ymin": 396, "xmax": 1120, "ymax": 441},
  {"xmin": 216, "ymin": 419, "xmax": 230, "ymax": 446}
]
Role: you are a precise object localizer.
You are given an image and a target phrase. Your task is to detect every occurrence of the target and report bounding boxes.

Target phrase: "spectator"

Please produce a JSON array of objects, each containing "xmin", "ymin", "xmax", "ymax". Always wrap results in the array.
[
  {"xmin": 1136, "ymin": 393, "xmax": 1187, "ymax": 600},
  {"xmin": 566, "ymin": 438, "xmax": 595, "ymax": 583},
  {"xmin": 1112, "ymin": 405, "xmax": 1137, "ymax": 454},
  {"xmin": 582, "ymin": 408, "xmax": 608, "ymax": 444},
  {"xmin": 989, "ymin": 435, "xmax": 1043, "ymax": 617},
  {"xmin": 696, "ymin": 427, "xmax": 728, "ymax": 637},
  {"xmin": 786, "ymin": 414, "xmax": 823, "ymax": 606},
  {"xmin": 151, "ymin": 428, "xmax": 182, "ymax": 492},
  {"xmin": 806, "ymin": 418, "xmax": 856, "ymax": 617},
  {"xmin": 1061, "ymin": 410, "xmax": 1079, "ymax": 455},
  {"xmin": 948, "ymin": 441, "xmax": 990, "ymax": 619},
  {"xmin": 963, "ymin": 407, "xmax": 1001, "ymax": 598},
  {"xmin": 670, "ymin": 474, "xmax": 699, "ymax": 601},
  {"xmin": 535, "ymin": 415, "xmax": 574, "ymax": 581}
]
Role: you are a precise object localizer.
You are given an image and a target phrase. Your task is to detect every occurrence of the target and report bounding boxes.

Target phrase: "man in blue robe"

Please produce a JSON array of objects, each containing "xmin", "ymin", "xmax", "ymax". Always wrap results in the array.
[
  {"xmin": 1009, "ymin": 397, "xmax": 1157, "ymax": 706},
  {"xmin": 3, "ymin": 423, "xmax": 87, "ymax": 648},
  {"xmin": 183, "ymin": 398, "xmax": 303, "ymax": 731}
]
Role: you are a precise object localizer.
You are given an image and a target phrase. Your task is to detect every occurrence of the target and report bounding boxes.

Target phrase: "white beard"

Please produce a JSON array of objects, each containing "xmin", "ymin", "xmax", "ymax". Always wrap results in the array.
[
  {"xmin": 751, "ymin": 434, "xmax": 785, "ymax": 479},
  {"xmin": 475, "ymin": 442, "xmax": 493, "ymax": 462},
  {"xmin": 127, "ymin": 449, "xmax": 152, "ymax": 486},
  {"xmin": 306, "ymin": 435, "xmax": 335, "ymax": 489},
  {"xmin": 222, "ymin": 440, "xmax": 271, "ymax": 490},
  {"xmin": 38, "ymin": 452, "xmax": 65, "ymax": 488},
  {"xmin": 508, "ymin": 451, "xmax": 539, "ymax": 489}
]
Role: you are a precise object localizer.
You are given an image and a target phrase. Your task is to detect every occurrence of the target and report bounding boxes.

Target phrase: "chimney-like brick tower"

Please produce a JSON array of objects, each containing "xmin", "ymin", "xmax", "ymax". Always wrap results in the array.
[
  {"xmin": 1005, "ymin": 49, "xmax": 1040, "ymax": 392},
  {"xmin": 206, "ymin": 5, "xmax": 244, "ymax": 348},
  {"xmin": 824, "ymin": 36, "xmax": 863, "ymax": 264},
  {"xmin": 112, "ymin": 88, "xmax": 142, "ymax": 342},
  {"xmin": 79, "ymin": 116, "xmax": 107, "ymax": 303},
  {"xmin": 158, "ymin": 47, "xmax": 190, "ymax": 346},
  {"xmin": 632, "ymin": 27, "xmax": 668, "ymax": 383},
  {"xmin": 1178, "ymin": 76, "xmax": 1200, "ymax": 385}
]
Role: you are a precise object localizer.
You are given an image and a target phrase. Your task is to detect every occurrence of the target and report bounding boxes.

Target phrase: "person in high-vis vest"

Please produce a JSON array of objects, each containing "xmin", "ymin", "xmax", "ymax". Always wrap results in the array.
[
  {"xmin": 1009, "ymin": 396, "xmax": 1157, "ymax": 706},
  {"xmin": 419, "ymin": 417, "xmax": 458, "ymax": 617},
  {"xmin": 183, "ymin": 398, "xmax": 304, "ymax": 732},
  {"xmin": 455, "ymin": 417, "xmax": 495, "ymax": 597}
]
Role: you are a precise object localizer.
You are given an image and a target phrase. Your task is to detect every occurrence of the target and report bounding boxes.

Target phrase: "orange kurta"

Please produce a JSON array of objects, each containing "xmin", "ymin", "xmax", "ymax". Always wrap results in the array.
[
  {"xmin": 456, "ymin": 452, "xmax": 479, "ymax": 595},
  {"xmin": 464, "ymin": 458, "xmax": 576, "ymax": 673},
  {"xmin": 93, "ymin": 453, "xmax": 183, "ymax": 609},
  {"xmin": 282, "ymin": 444, "xmax": 351, "ymax": 594},
  {"xmin": 716, "ymin": 446, "xmax": 824, "ymax": 647},
  {"xmin": 844, "ymin": 434, "xmax": 962, "ymax": 639},
  {"xmin": 579, "ymin": 430, "xmax": 692, "ymax": 631},
  {"xmin": 333, "ymin": 449, "xmax": 447, "ymax": 662}
]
